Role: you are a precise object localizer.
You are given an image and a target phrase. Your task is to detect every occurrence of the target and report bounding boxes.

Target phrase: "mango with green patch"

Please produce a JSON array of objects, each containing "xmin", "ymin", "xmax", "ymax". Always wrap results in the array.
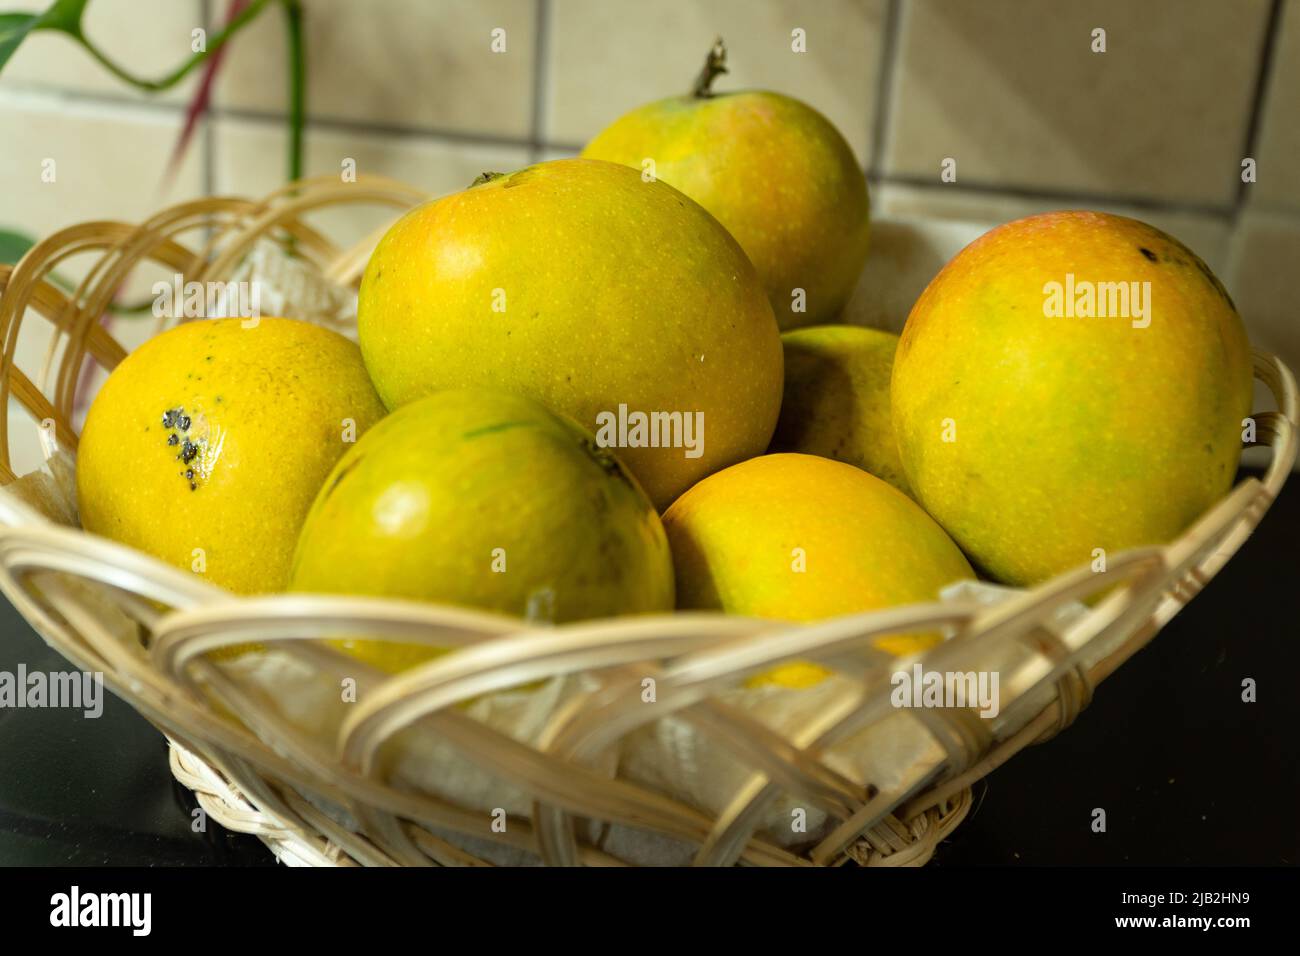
[{"xmin": 290, "ymin": 389, "xmax": 674, "ymax": 673}]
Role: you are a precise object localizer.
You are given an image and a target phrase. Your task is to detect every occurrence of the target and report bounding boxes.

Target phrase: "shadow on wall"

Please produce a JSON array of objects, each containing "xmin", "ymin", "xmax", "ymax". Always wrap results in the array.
[{"xmin": 840, "ymin": 219, "xmax": 985, "ymax": 332}]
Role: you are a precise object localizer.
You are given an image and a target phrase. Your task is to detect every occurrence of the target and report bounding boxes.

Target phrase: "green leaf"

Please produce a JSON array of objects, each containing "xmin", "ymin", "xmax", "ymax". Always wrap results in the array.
[
  {"xmin": 0, "ymin": 227, "xmax": 35, "ymax": 265},
  {"xmin": 0, "ymin": 13, "xmax": 41, "ymax": 73},
  {"xmin": 32, "ymin": 0, "xmax": 88, "ymax": 34},
  {"xmin": 0, "ymin": 1, "xmax": 87, "ymax": 74}
]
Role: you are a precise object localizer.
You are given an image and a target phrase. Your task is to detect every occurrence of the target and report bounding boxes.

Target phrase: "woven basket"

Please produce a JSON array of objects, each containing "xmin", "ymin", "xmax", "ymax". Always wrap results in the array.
[{"xmin": 0, "ymin": 175, "xmax": 1294, "ymax": 867}]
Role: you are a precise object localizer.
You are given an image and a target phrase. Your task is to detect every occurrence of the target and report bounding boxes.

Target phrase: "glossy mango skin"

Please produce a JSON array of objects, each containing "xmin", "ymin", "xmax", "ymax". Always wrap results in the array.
[
  {"xmin": 583, "ymin": 91, "xmax": 870, "ymax": 329},
  {"xmin": 357, "ymin": 158, "xmax": 783, "ymax": 511},
  {"xmin": 770, "ymin": 325, "xmax": 909, "ymax": 493},
  {"xmin": 77, "ymin": 318, "xmax": 387, "ymax": 594},
  {"xmin": 290, "ymin": 390, "xmax": 674, "ymax": 672},
  {"xmin": 662, "ymin": 453, "xmax": 973, "ymax": 687},
  {"xmin": 891, "ymin": 211, "xmax": 1254, "ymax": 587}
]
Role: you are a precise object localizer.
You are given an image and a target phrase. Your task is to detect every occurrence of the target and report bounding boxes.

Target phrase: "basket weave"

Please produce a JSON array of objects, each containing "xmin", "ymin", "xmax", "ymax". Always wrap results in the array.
[{"xmin": 0, "ymin": 175, "xmax": 1294, "ymax": 867}]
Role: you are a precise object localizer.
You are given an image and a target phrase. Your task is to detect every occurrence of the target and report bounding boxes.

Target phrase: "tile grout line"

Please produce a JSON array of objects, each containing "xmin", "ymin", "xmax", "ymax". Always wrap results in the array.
[
  {"xmin": 0, "ymin": 85, "xmax": 539, "ymax": 153},
  {"xmin": 879, "ymin": 174, "xmax": 1239, "ymax": 222},
  {"xmin": 1234, "ymin": 0, "xmax": 1286, "ymax": 216},
  {"xmin": 208, "ymin": 107, "xmax": 544, "ymax": 152},
  {"xmin": 201, "ymin": 0, "xmax": 216, "ymax": 198},
  {"xmin": 529, "ymin": 0, "xmax": 552, "ymax": 163},
  {"xmin": 866, "ymin": 0, "xmax": 903, "ymax": 180},
  {"xmin": 0, "ymin": 84, "xmax": 188, "ymax": 118}
]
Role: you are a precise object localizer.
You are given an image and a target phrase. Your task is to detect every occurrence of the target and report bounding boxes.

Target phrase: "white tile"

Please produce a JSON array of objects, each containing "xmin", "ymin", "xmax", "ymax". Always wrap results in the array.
[
  {"xmin": 213, "ymin": 0, "xmax": 536, "ymax": 139},
  {"xmin": 883, "ymin": 0, "xmax": 1272, "ymax": 206},
  {"xmin": 0, "ymin": 92, "xmax": 205, "ymax": 242}
]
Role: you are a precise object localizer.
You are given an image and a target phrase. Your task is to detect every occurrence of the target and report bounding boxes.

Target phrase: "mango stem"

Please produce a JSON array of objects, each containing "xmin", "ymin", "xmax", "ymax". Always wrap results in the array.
[{"xmin": 691, "ymin": 37, "xmax": 728, "ymax": 98}]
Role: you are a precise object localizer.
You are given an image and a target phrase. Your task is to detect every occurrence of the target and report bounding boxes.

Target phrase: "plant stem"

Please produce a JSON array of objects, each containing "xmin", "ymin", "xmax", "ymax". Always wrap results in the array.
[
  {"xmin": 77, "ymin": 0, "xmax": 272, "ymax": 92},
  {"xmin": 282, "ymin": 0, "xmax": 305, "ymax": 182}
]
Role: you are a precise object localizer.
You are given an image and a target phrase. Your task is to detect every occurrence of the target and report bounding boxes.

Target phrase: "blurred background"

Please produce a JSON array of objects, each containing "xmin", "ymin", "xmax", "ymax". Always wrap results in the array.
[{"xmin": 0, "ymin": 0, "xmax": 1296, "ymax": 398}]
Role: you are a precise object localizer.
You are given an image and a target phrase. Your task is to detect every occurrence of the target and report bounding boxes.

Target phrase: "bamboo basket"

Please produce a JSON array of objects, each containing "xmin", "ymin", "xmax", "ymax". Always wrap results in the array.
[{"xmin": 0, "ymin": 175, "xmax": 1294, "ymax": 867}]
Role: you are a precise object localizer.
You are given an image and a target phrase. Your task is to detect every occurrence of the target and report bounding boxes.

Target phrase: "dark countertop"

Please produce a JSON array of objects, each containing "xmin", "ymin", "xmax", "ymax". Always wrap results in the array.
[{"xmin": 1, "ymin": 471, "xmax": 1295, "ymax": 867}]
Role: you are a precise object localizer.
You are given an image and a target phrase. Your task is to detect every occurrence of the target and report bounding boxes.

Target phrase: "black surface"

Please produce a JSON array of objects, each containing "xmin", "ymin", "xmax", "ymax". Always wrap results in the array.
[
  {"xmin": 0, "ymin": 611, "xmax": 272, "ymax": 866},
  {"xmin": 0, "ymin": 471, "xmax": 1295, "ymax": 867},
  {"xmin": 935, "ymin": 472, "xmax": 1299, "ymax": 865}
]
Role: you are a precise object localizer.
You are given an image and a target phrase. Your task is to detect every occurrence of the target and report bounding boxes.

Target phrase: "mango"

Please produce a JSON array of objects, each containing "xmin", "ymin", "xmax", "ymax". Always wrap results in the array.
[
  {"xmin": 290, "ymin": 390, "xmax": 674, "ymax": 673},
  {"xmin": 582, "ymin": 41, "xmax": 870, "ymax": 329},
  {"xmin": 662, "ymin": 453, "xmax": 973, "ymax": 687},
  {"xmin": 77, "ymin": 317, "xmax": 386, "ymax": 594},
  {"xmin": 891, "ymin": 211, "xmax": 1253, "ymax": 586},
  {"xmin": 357, "ymin": 157, "xmax": 782, "ymax": 510},
  {"xmin": 770, "ymin": 325, "xmax": 909, "ymax": 493}
]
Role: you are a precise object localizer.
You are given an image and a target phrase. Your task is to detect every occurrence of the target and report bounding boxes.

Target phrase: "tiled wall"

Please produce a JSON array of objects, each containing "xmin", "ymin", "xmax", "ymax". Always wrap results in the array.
[{"xmin": 2, "ymin": 0, "xmax": 1298, "ymax": 375}]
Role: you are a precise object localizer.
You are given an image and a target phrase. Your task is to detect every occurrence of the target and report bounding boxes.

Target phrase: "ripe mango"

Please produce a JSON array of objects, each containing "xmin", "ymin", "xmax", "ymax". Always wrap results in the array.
[
  {"xmin": 77, "ymin": 317, "xmax": 386, "ymax": 594},
  {"xmin": 582, "ymin": 42, "xmax": 870, "ymax": 329},
  {"xmin": 662, "ymin": 453, "xmax": 973, "ymax": 688},
  {"xmin": 770, "ymin": 325, "xmax": 909, "ymax": 493},
  {"xmin": 891, "ymin": 211, "xmax": 1253, "ymax": 586},
  {"xmin": 357, "ymin": 158, "xmax": 782, "ymax": 510}
]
